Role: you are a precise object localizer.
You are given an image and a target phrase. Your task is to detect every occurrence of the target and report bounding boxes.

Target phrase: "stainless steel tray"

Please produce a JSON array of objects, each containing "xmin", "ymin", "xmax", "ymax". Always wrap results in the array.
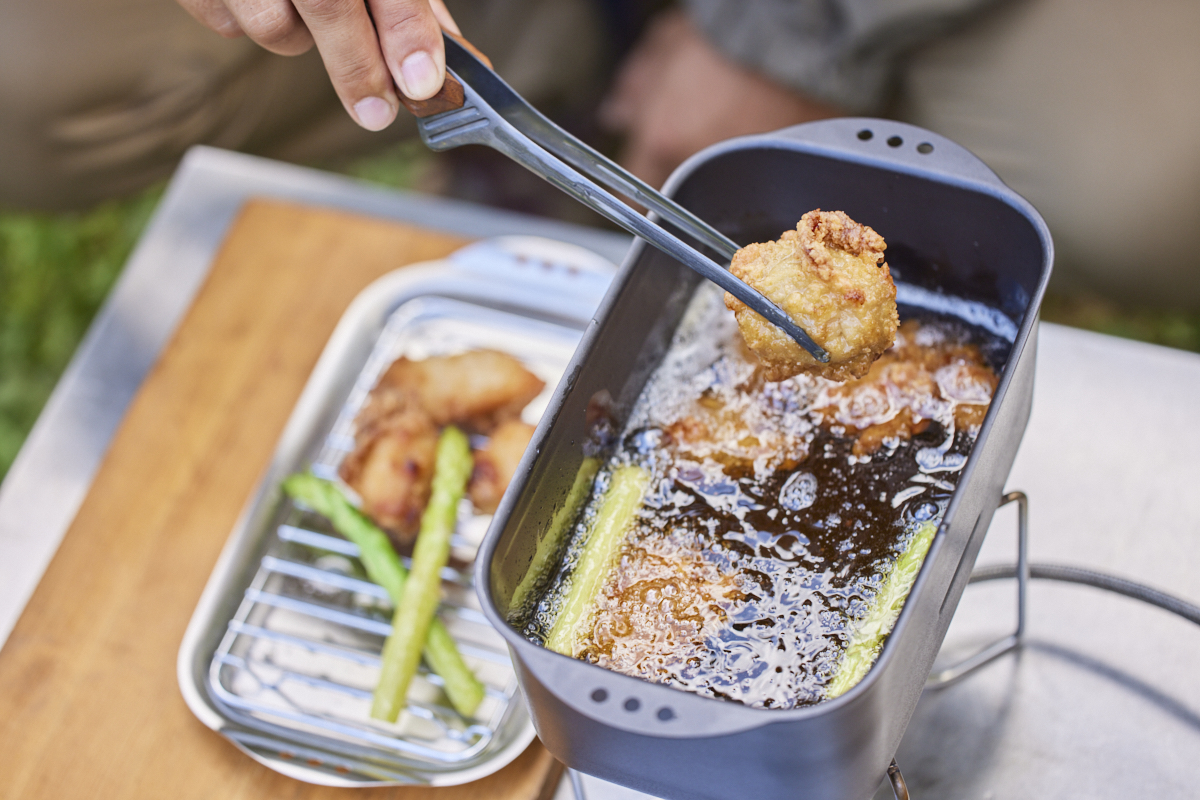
[{"xmin": 178, "ymin": 235, "xmax": 617, "ymax": 786}]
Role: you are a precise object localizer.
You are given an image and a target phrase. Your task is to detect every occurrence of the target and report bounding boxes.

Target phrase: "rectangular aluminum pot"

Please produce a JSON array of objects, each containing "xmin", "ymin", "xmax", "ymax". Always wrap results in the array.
[{"xmin": 475, "ymin": 118, "xmax": 1053, "ymax": 800}]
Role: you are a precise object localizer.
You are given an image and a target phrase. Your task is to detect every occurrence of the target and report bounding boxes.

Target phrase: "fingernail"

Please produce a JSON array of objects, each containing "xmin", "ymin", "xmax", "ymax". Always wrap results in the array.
[
  {"xmin": 354, "ymin": 96, "xmax": 394, "ymax": 131},
  {"xmin": 398, "ymin": 51, "xmax": 440, "ymax": 99}
]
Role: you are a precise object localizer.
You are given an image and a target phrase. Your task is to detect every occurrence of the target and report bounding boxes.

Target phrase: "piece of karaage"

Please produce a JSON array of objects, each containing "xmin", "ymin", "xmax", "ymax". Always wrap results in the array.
[
  {"xmin": 375, "ymin": 350, "xmax": 545, "ymax": 433},
  {"xmin": 813, "ymin": 320, "xmax": 998, "ymax": 456},
  {"xmin": 339, "ymin": 350, "xmax": 545, "ymax": 540},
  {"xmin": 725, "ymin": 210, "xmax": 898, "ymax": 382},
  {"xmin": 468, "ymin": 419, "xmax": 537, "ymax": 513},
  {"xmin": 338, "ymin": 407, "xmax": 439, "ymax": 541}
]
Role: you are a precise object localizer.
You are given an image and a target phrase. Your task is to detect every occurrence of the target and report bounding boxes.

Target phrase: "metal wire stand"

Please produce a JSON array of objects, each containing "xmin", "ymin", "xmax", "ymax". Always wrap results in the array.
[
  {"xmin": 879, "ymin": 490, "xmax": 1030, "ymax": 798},
  {"xmin": 926, "ymin": 491, "xmax": 1029, "ymax": 689}
]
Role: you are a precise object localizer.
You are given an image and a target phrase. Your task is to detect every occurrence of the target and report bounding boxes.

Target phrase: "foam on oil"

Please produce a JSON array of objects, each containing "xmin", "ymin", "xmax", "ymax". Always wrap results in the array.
[{"xmin": 519, "ymin": 283, "xmax": 1005, "ymax": 709}]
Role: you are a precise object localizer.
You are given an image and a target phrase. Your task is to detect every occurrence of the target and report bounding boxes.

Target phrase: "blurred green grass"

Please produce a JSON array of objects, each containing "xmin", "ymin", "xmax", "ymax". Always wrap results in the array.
[
  {"xmin": 341, "ymin": 140, "xmax": 436, "ymax": 190},
  {"xmin": 2, "ymin": 145, "xmax": 1199, "ymax": 483},
  {"xmin": 0, "ymin": 186, "xmax": 162, "ymax": 479},
  {"xmin": 0, "ymin": 144, "xmax": 432, "ymax": 482},
  {"xmin": 1039, "ymin": 293, "xmax": 1200, "ymax": 354}
]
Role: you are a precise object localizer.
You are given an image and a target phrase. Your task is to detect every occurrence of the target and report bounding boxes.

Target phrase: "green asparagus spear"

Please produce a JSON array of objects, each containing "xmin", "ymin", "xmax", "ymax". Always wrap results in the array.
[
  {"xmin": 545, "ymin": 465, "xmax": 649, "ymax": 656},
  {"xmin": 507, "ymin": 457, "xmax": 600, "ymax": 619},
  {"xmin": 282, "ymin": 471, "xmax": 484, "ymax": 717},
  {"xmin": 826, "ymin": 520, "xmax": 938, "ymax": 699},
  {"xmin": 371, "ymin": 426, "xmax": 474, "ymax": 723}
]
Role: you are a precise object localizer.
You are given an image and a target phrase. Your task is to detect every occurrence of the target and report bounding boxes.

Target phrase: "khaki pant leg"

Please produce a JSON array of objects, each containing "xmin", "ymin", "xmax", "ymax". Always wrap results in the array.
[
  {"xmin": 0, "ymin": 0, "xmax": 606, "ymax": 211},
  {"xmin": 897, "ymin": 0, "xmax": 1200, "ymax": 309},
  {"xmin": 0, "ymin": 0, "xmax": 358, "ymax": 209},
  {"xmin": 276, "ymin": 0, "xmax": 611, "ymax": 166}
]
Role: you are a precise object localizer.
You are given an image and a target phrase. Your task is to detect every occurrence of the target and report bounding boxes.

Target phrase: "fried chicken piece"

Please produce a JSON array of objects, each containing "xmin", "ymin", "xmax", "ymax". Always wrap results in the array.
[
  {"xmin": 812, "ymin": 321, "xmax": 999, "ymax": 455},
  {"xmin": 849, "ymin": 409, "xmax": 932, "ymax": 458},
  {"xmin": 579, "ymin": 532, "xmax": 741, "ymax": 673},
  {"xmin": 377, "ymin": 350, "xmax": 545, "ymax": 433},
  {"xmin": 339, "ymin": 349, "xmax": 545, "ymax": 537},
  {"xmin": 724, "ymin": 210, "xmax": 898, "ymax": 383},
  {"xmin": 936, "ymin": 362, "xmax": 998, "ymax": 432},
  {"xmin": 338, "ymin": 407, "xmax": 439, "ymax": 542},
  {"xmin": 663, "ymin": 411, "xmax": 806, "ymax": 473},
  {"xmin": 468, "ymin": 420, "xmax": 536, "ymax": 513}
]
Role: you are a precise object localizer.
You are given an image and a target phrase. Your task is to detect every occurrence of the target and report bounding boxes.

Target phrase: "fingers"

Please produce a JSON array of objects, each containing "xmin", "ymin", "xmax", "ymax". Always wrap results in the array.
[
  {"xmin": 177, "ymin": 0, "xmax": 244, "ymax": 38},
  {"xmin": 181, "ymin": 0, "xmax": 458, "ymax": 130},
  {"xmin": 368, "ymin": 0, "xmax": 447, "ymax": 101},
  {"xmin": 222, "ymin": 0, "xmax": 314, "ymax": 56},
  {"xmin": 289, "ymin": 0, "xmax": 400, "ymax": 131},
  {"xmin": 428, "ymin": 0, "xmax": 460, "ymax": 36}
]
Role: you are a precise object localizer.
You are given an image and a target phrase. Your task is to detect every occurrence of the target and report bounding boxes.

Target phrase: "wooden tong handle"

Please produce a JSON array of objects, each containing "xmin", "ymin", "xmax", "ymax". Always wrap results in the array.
[{"xmin": 399, "ymin": 30, "xmax": 491, "ymax": 118}]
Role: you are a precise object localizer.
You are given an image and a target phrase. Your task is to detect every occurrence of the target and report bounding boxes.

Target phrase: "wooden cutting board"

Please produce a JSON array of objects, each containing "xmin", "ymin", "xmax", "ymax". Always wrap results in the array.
[{"xmin": 0, "ymin": 199, "xmax": 563, "ymax": 800}]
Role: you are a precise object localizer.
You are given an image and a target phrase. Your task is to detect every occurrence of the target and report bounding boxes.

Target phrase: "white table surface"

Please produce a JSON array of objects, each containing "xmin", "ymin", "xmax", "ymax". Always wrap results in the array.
[{"xmin": 3, "ymin": 146, "xmax": 1198, "ymax": 799}]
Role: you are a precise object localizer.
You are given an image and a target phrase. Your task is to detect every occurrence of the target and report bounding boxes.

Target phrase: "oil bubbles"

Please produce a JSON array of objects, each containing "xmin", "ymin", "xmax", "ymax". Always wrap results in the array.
[{"xmin": 779, "ymin": 471, "xmax": 818, "ymax": 511}]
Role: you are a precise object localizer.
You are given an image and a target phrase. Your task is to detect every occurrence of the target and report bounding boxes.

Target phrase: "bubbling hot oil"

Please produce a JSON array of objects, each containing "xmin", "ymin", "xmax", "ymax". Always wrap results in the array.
[{"xmin": 520, "ymin": 284, "xmax": 1007, "ymax": 709}]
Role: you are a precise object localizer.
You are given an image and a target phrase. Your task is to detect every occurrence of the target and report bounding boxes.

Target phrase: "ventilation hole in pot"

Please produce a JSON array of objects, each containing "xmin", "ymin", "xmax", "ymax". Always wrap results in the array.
[
  {"xmin": 888, "ymin": 136, "xmax": 903, "ymax": 148},
  {"xmin": 624, "ymin": 698, "xmax": 641, "ymax": 712},
  {"xmin": 657, "ymin": 707, "xmax": 675, "ymax": 721},
  {"xmin": 857, "ymin": 129, "xmax": 873, "ymax": 141},
  {"xmin": 335, "ymin": 765, "xmax": 350, "ymax": 774},
  {"xmin": 591, "ymin": 688, "xmax": 608, "ymax": 703},
  {"xmin": 307, "ymin": 758, "xmax": 322, "ymax": 767},
  {"xmin": 917, "ymin": 142, "xmax": 934, "ymax": 154}
]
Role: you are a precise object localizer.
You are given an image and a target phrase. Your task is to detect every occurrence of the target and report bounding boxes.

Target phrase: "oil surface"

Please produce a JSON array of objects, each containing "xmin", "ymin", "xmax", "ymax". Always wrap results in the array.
[{"xmin": 521, "ymin": 285, "xmax": 1008, "ymax": 709}]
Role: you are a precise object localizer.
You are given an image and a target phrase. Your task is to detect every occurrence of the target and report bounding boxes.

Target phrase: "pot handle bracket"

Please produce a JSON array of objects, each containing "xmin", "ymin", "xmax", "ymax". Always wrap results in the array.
[
  {"xmin": 925, "ymin": 490, "xmax": 1029, "ymax": 689},
  {"xmin": 772, "ymin": 116, "xmax": 1012, "ymax": 192}
]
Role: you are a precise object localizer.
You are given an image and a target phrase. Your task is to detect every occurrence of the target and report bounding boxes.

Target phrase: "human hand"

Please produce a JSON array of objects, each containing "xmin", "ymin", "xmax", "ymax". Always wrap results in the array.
[
  {"xmin": 177, "ymin": 0, "xmax": 459, "ymax": 131},
  {"xmin": 600, "ymin": 10, "xmax": 844, "ymax": 189}
]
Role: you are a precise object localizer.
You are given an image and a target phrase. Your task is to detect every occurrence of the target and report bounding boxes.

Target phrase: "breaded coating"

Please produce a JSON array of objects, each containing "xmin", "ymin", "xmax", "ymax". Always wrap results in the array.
[
  {"xmin": 579, "ymin": 531, "xmax": 741, "ymax": 671},
  {"xmin": 813, "ymin": 320, "xmax": 998, "ymax": 456},
  {"xmin": 468, "ymin": 420, "xmax": 537, "ymax": 513},
  {"xmin": 724, "ymin": 210, "xmax": 898, "ymax": 382},
  {"xmin": 377, "ymin": 350, "xmax": 545, "ymax": 433},
  {"xmin": 662, "ymin": 393, "xmax": 809, "ymax": 475},
  {"xmin": 339, "ymin": 349, "xmax": 545, "ymax": 537},
  {"xmin": 338, "ymin": 407, "xmax": 439, "ymax": 542}
]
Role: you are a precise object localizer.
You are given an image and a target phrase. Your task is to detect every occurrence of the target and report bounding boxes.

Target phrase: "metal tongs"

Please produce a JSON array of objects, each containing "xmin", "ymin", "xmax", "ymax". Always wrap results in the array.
[{"xmin": 400, "ymin": 32, "xmax": 829, "ymax": 362}]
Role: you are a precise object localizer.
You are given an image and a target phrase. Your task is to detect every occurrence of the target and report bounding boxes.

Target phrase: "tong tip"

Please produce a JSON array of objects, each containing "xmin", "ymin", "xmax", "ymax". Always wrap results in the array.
[{"xmin": 774, "ymin": 315, "xmax": 829, "ymax": 363}]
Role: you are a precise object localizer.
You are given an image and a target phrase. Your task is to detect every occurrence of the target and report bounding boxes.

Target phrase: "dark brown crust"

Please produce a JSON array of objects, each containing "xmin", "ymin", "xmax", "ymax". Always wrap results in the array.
[{"xmin": 800, "ymin": 209, "xmax": 887, "ymax": 268}]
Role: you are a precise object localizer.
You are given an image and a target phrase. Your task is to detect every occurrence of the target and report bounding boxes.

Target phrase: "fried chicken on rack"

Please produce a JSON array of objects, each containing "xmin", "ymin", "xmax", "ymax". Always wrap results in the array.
[
  {"xmin": 377, "ymin": 350, "xmax": 545, "ymax": 433},
  {"xmin": 468, "ymin": 419, "xmax": 536, "ymax": 513},
  {"xmin": 724, "ymin": 210, "xmax": 898, "ymax": 383},
  {"xmin": 338, "ymin": 407, "xmax": 439, "ymax": 541},
  {"xmin": 339, "ymin": 349, "xmax": 545, "ymax": 541}
]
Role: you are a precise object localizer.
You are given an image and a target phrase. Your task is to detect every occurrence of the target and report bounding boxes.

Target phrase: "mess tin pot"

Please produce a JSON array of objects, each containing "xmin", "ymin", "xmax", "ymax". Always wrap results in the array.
[{"xmin": 475, "ymin": 118, "xmax": 1053, "ymax": 800}]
